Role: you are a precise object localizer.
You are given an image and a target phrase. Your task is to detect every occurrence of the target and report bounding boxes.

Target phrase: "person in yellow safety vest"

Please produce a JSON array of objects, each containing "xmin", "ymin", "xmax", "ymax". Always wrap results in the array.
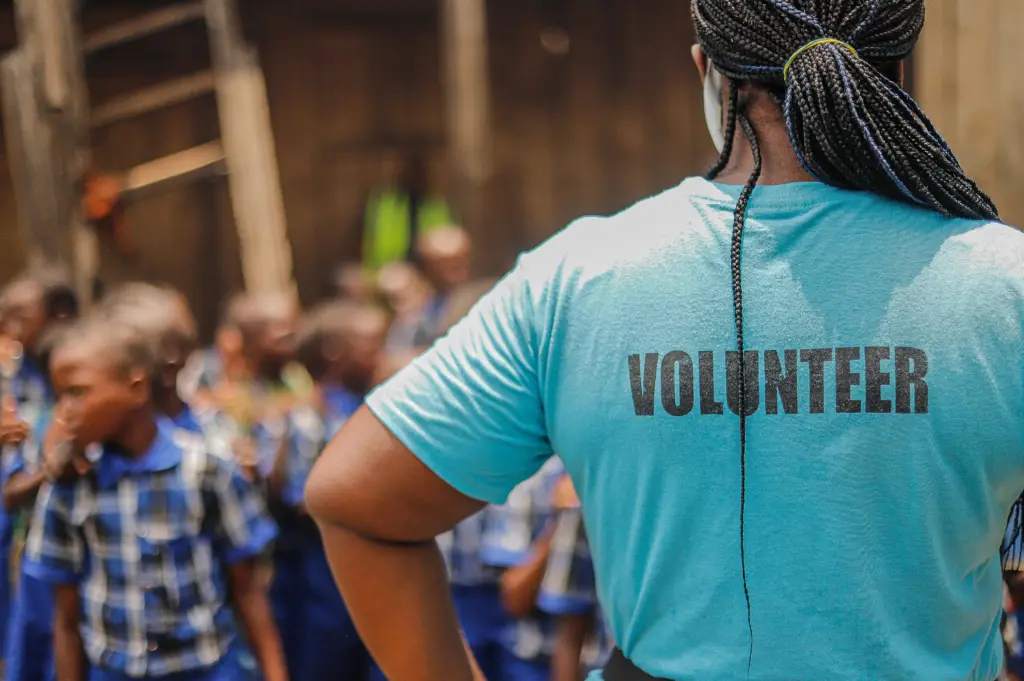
[{"xmin": 362, "ymin": 155, "xmax": 455, "ymax": 271}]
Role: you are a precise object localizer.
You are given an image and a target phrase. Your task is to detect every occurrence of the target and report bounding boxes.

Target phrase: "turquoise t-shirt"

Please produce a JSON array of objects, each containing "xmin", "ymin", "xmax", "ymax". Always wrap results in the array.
[{"xmin": 366, "ymin": 178, "xmax": 1024, "ymax": 681}]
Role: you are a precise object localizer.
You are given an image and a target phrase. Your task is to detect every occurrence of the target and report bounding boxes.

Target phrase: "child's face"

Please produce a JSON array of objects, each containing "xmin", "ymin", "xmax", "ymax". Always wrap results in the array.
[
  {"xmin": 51, "ymin": 346, "xmax": 150, "ymax": 447},
  {"xmin": 250, "ymin": 311, "xmax": 297, "ymax": 370},
  {"xmin": 335, "ymin": 315, "xmax": 387, "ymax": 388},
  {"xmin": 162, "ymin": 301, "xmax": 198, "ymax": 392},
  {"xmin": 2, "ymin": 283, "xmax": 45, "ymax": 350}
]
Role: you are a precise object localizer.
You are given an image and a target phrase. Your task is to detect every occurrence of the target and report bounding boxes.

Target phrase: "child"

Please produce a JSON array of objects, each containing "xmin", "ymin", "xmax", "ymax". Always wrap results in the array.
[
  {"xmin": 0, "ymin": 392, "xmax": 30, "ymax": 669},
  {"xmin": 99, "ymin": 284, "xmax": 203, "ymax": 433},
  {"xmin": 1, "ymin": 269, "xmax": 76, "ymax": 412},
  {"xmin": 3, "ymin": 395, "xmax": 57, "ymax": 681},
  {"xmin": 215, "ymin": 292, "xmax": 312, "ymax": 674},
  {"xmin": 25, "ymin": 316, "xmax": 288, "ymax": 681},
  {"xmin": 480, "ymin": 458, "xmax": 565, "ymax": 681},
  {"xmin": 271, "ymin": 301, "xmax": 388, "ymax": 681},
  {"xmin": 538, "ymin": 476, "xmax": 613, "ymax": 681},
  {"xmin": 229, "ymin": 292, "xmax": 312, "ymax": 479},
  {"xmin": 0, "ymin": 272, "xmax": 77, "ymax": 680},
  {"xmin": 179, "ymin": 295, "xmax": 250, "ymax": 410}
]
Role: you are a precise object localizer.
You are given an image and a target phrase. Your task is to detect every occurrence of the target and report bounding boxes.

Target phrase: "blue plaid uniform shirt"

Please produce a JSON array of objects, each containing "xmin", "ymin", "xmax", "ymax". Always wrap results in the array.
[
  {"xmin": 10, "ymin": 359, "xmax": 51, "ymax": 413},
  {"xmin": 437, "ymin": 508, "xmax": 501, "ymax": 587},
  {"xmin": 280, "ymin": 386, "xmax": 364, "ymax": 508},
  {"xmin": 480, "ymin": 457, "xmax": 564, "ymax": 662},
  {"xmin": 25, "ymin": 422, "xmax": 277, "ymax": 678}
]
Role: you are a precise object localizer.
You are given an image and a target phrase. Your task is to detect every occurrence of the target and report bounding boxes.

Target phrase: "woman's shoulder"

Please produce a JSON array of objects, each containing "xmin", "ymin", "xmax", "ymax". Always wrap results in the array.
[{"xmin": 521, "ymin": 181, "xmax": 709, "ymax": 276}]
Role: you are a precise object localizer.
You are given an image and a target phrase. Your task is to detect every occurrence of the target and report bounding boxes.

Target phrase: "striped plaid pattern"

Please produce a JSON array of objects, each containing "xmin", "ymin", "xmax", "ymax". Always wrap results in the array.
[
  {"xmin": 437, "ymin": 509, "xmax": 501, "ymax": 587},
  {"xmin": 25, "ymin": 424, "xmax": 276, "ymax": 678},
  {"xmin": 539, "ymin": 508, "xmax": 597, "ymax": 614},
  {"xmin": 281, "ymin": 387, "xmax": 364, "ymax": 508},
  {"xmin": 479, "ymin": 458, "xmax": 565, "ymax": 662}
]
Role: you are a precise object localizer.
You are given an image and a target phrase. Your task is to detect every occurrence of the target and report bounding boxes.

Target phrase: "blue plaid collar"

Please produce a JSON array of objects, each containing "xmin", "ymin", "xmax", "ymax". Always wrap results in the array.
[{"xmin": 94, "ymin": 422, "xmax": 183, "ymax": 489}]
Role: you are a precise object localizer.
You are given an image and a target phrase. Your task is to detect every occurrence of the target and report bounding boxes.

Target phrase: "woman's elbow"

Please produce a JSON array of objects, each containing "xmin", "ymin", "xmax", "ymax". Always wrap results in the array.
[
  {"xmin": 305, "ymin": 466, "xmax": 335, "ymax": 527},
  {"xmin": 305, "ymin": 452, "xmax": 354, "ymax": 528}
]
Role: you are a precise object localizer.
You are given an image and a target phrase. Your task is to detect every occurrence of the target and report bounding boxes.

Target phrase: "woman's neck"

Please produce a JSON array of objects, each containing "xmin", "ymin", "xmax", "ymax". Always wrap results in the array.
[{"xmin": 714, "ymin": 96, "xmax": 816, "ymax": 187}]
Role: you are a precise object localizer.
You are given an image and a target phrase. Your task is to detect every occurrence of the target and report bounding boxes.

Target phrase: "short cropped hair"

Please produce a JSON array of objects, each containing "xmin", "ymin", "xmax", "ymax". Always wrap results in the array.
[
  {"xmin": 230, "ymin": 292, "xmax": 296, "ymax": 347},
  {"xmin": 51, "ymin": 314, "xmax": 156, "ymax": 380},
  {"xmin": 100, "ymin": 283, "xmax": 197, "ymax": 364},
  {"xmin": 294, "ymin": 300, "xmax": 388, "ymax": 379}
]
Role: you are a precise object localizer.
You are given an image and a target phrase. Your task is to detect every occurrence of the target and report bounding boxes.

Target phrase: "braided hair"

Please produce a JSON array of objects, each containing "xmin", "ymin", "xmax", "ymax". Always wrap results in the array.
[{"xmin": 690, "ymin": 0, "xmax": 1001, "ymax": 669}]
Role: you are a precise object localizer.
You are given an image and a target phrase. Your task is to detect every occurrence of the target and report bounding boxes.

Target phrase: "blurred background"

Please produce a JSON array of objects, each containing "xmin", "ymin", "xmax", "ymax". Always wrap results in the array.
[{"xmin": 0, "ymin": 0, "xmax": 1018, "ymax": 341}]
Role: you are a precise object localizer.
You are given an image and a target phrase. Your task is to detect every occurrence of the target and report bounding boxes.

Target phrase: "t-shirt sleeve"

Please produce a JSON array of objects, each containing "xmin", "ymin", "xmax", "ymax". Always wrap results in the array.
[
  {"xmin": 24, "ymin": 483, "xmax": 86, "ymax": 585},
  {"xmin": 366, "ymin": 255, "xmax": 555, "ymax": 505}
]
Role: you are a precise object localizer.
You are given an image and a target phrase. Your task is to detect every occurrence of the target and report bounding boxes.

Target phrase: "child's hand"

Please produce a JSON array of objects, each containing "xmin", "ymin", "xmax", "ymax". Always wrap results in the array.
[
  {"xmin": 42, "ymin": 414, "xmax": 90, "ymax": 483},
  {"xmin": 552, "ymin": 474, "xmax": 580, "ymax": 511},
  {"xmin": 0, "ymin": 395, "xmax": 29, "ymax": 447}
]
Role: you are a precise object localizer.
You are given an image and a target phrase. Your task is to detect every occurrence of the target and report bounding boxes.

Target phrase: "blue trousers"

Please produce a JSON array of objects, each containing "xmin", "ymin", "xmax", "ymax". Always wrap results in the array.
[
  {"xmin": 498, "ymin": 650, "xmax": 550, "ymax": 681},
  {"xmin": 270, "ymin": 548, "xmax": 306, "ymax": 678},
  {"xmin": 297, "ymin": 542, "xmax": 368, "ymax": 681},
  {"xmin": 5, "ymin": 568, "xmax": 55, "ymax": 681},
  {"xmin": 454, "ymin": 584, "xmax": 509, "ymax": 681},
  {"xmin": 0, "ymin": 531, "xmax": 11, "ymax": 660}
]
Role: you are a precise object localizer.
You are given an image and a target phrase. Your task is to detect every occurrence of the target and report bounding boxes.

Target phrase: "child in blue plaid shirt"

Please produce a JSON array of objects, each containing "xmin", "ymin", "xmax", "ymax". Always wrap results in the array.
[
  {"xmin": 480, "ymin": 457, "xmax": 565, "ymax": 681},
  {"xmin": 269, "ymin": 301, "xmax": 388, "ymax": 681},
  {"xmin": 99, "ymin": 284, "xmax": 205, "ymax": 436},
  {"xmin": 26, "ymin": 316, "xmax": 287, "ymax": 681},
  {"xmin": 539, "ymin": 476, "xmax": 613, "ymax": 681},
  {"xmin": 1, "ymin": 271, "xmax": 78, "ymax": 681}
]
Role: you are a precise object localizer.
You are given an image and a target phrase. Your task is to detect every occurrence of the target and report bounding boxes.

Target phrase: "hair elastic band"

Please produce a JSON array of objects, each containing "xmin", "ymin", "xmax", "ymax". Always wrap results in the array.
[{"xmin": 783, "ymin": 38, "xmax": 859, "ymax": 81}]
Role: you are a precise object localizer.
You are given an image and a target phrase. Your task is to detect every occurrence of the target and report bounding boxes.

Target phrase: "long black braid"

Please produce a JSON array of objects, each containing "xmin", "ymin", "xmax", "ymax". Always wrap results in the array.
[{"xmin": 691, "ymin": 0, "xmax": 1002, "ymax": 669}]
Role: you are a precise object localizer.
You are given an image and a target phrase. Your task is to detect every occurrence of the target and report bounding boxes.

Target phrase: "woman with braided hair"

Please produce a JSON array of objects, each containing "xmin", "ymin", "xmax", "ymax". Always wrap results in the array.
[{"xmin": 305, "ymin": 1, "xmax": 1024, "ymax": 680}]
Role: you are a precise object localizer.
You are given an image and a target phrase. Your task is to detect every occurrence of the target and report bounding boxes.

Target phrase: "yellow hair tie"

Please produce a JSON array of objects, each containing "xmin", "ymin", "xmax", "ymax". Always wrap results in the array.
[{"xmin": 783, "ymin": 38, "xmax": 859, "ymax": 82}]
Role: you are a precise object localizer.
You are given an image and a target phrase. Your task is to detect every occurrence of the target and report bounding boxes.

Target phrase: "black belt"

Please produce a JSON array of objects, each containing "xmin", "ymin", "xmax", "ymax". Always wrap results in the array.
[
  {"xmin": 603, "ymin": 648, "xmax": 1001, "ymax": 681},
  {"xmin": 604, "ymin": 649, "xmax": 667, "ymax": 681}
]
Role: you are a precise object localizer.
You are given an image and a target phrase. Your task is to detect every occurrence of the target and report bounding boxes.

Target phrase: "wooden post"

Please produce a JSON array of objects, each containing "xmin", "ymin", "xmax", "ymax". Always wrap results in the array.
[
  {"xmin": 204, "ymin": 0, "xmax": 295, "ymax": 296},
  {"xmin": 0, "ymin": 49, "xmax": 61, "ymax": 267},
  {"xmin": 7, "ymin": 0, "xmax": 97, "ymax": 304},
  {"xmin": 440, "ymin": 0, "xmax": 493, "ymax": 270}
]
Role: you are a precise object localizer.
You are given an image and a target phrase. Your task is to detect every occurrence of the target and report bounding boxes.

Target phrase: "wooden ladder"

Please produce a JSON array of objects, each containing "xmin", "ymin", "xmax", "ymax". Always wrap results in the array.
[{"xmin": 1, "ymin": 0, "xmax": 295, "ymax": 302}]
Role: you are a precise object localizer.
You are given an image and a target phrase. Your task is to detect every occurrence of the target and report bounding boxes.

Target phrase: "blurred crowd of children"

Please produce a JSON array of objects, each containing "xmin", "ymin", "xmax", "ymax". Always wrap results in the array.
[{"xmin": 0, "ymin": 226, "xmax": 610, "ymax": 681}]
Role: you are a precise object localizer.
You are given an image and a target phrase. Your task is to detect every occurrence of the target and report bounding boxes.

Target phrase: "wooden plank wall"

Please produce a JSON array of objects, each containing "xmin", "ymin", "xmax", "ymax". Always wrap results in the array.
[
  {"xmin": 916, "ymin": 0, "xmax": 1024, "ymax": 226},
  {"xmin": 0, "ymin": 0, "xmax": 713, "ymax": 337}
]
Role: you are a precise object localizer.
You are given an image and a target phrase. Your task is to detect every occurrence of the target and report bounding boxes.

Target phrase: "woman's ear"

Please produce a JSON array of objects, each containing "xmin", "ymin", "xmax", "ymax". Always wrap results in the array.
[{"xmin": 692, "ymin": 44, "xmax": 709, "ymax": 82}]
